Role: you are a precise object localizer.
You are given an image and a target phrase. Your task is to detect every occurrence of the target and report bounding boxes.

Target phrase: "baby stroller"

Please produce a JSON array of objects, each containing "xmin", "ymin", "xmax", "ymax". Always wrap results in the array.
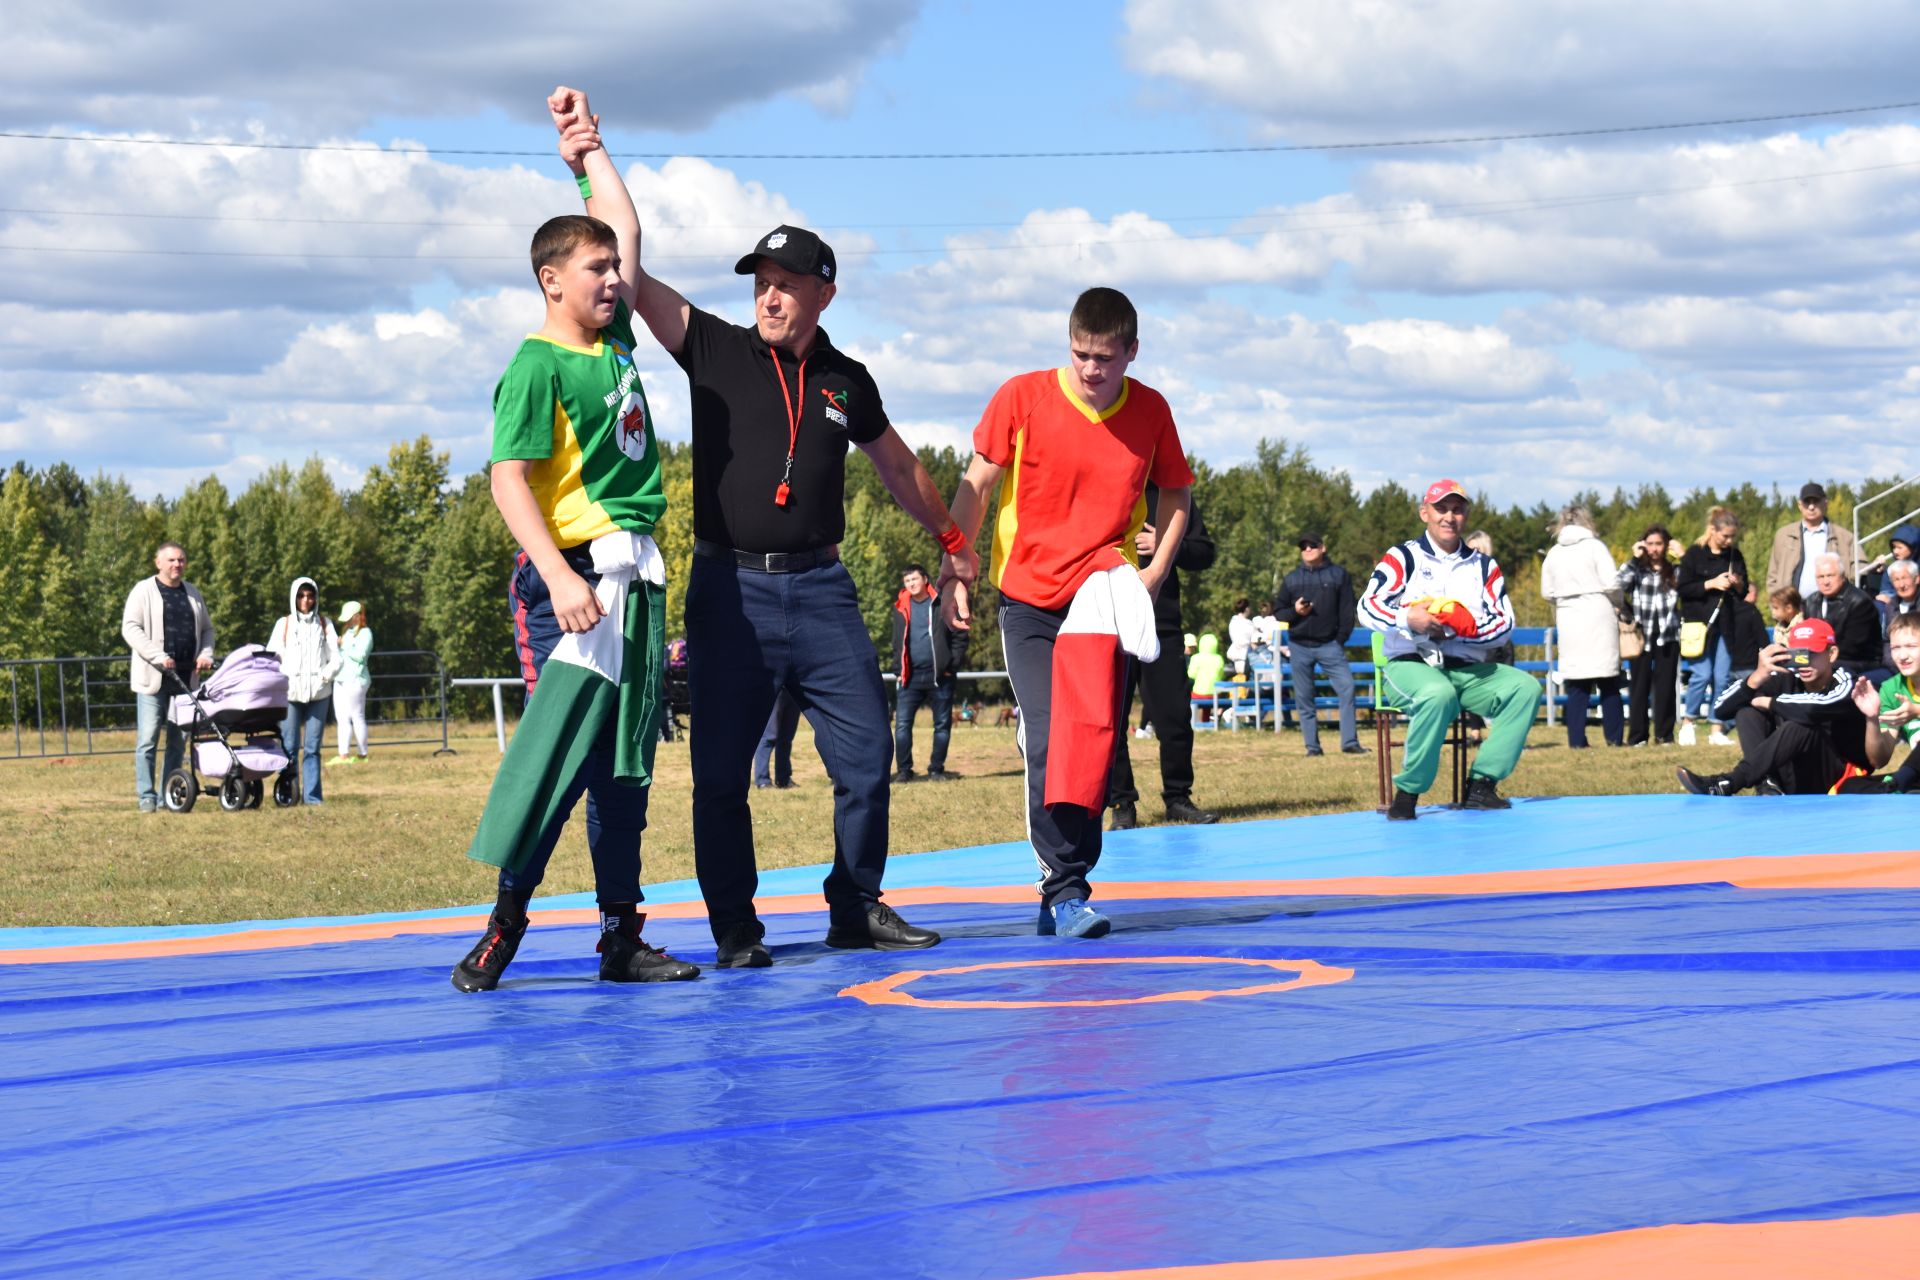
[{"xmin": 162, "ymin": 645, "xmax": 296, "ymax": 812}]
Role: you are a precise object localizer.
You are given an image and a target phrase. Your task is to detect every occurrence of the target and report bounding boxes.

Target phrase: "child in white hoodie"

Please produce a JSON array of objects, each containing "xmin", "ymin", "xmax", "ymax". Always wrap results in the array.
[{"xmin": 267, "ymin": 576, "xmax": 340, "ymax": 805}]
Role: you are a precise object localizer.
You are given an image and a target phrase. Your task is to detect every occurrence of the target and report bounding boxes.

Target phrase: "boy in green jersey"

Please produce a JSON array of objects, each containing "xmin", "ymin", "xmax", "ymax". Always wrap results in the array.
[
  {"xmin": 452, "ymin": 87, "xmax": 697, "ymax": 991},
  {"xmin": 1861, "ymin": 611, "xmax": 1920, "ymax": 792}
]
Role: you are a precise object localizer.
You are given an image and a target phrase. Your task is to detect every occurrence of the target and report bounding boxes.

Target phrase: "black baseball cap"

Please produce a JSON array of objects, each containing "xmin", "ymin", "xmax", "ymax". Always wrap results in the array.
[
  {"xmin": 1298, "ymin": 531, "xmax": 1323, "ymax": 548},
  {"xmin": 735, "ymin": 225, "xmax": 836, "ymax": 283},
  {"xmin": 1800, "ymin": 482, "xmax": 1827, "ymax": 503}
]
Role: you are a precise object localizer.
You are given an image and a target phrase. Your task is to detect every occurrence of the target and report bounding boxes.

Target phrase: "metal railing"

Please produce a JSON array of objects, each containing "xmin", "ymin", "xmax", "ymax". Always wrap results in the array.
[
  {"xmin": 1, "ymin": 649, "xmax": 455, "ymax": 762},
  {"xmin": 457, "ymin": 670, "xmax": 1016, "ymax": 753},
  {"xmin": 1853, "ymin": 473, "xmax": 1920, "ymax": 584}
]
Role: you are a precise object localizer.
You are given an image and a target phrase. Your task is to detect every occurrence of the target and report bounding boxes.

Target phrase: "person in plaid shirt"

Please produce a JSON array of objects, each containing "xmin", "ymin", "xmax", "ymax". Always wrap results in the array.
[{"xmin": 1618, "ymin": 524, "xmax": 1681, "ymax": 746}]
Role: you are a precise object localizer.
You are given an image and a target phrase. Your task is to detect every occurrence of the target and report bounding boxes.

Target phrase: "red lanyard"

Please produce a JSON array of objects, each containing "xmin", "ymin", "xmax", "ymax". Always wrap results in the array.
[{"xmin": 767, "ymin": 345, "xmax": 807, "ymax": 507}]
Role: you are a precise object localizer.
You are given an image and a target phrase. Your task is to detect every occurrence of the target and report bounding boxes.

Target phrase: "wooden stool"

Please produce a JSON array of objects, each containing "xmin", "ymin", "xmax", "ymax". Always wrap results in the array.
[{"xmin": 1374, "ymin": 703, "xmax": 1470, "ymax": 807}]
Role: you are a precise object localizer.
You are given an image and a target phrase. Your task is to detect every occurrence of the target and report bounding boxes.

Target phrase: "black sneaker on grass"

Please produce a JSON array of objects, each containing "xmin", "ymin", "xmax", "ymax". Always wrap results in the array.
[{"xmin": 451, "ymin": 913, "xmax": 529, "ymax": 992}]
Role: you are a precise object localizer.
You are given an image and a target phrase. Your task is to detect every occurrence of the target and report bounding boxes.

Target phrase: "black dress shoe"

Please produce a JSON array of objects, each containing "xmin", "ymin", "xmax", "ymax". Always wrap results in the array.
[
  {"xmin": 1164, "ymin": 799, "xmax": 1218, "ymax": 825},
  {"xmin": 714, "ymin": 921, "xmax": 772, "ymax": 968},
  {"xmin": 1108, "ymin": 801, "xmax": 1138, "ymax": 831},
  {"xmin": 1385, "ymin": 788, "xmax": 1418, "ymax": 821},
  {"xmin": 891, "ymin": 768, "xmax": 918, "ymax": 785},
  {"xmin": 924, "ymin": 767, "xmax": 960, "ymax": 781},
  {"xmin": 825, "ymin": 902, "xmax": 940, "ymax": 950},
  {"xmin": 1341, "ymin": 743, "xmax": 1370, "ymax": 755},
  {"xmin": 1304, "ymin": 747, "xmax": 1325, "ymax": 757}
]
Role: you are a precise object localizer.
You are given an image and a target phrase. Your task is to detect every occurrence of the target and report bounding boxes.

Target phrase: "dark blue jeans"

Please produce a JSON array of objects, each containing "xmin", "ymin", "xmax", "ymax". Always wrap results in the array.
[
  {"xmin": 686, "ymin": 555, "xmax": 892, "ymax": 939},
  {"xmin": 753, "ymin": 689, "xmax": 802, "ymax": 786},
  {"xmin": 1287, "ymin": 638, "xmax": 1359, "ymax": 751},
  {"xmin": 893, "ymin": 676, "xmax": 954, "ymax": 772},
  {"xmin": 497, "ymin": 546, "xmax": 648, "ymax": 906}
]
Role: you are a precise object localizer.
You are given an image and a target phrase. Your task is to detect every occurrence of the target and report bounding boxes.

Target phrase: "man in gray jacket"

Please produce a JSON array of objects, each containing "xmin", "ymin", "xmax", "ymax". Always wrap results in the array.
[{"xmin": 121, "ymin": 542, "xmax": 215, "ymax": 811}]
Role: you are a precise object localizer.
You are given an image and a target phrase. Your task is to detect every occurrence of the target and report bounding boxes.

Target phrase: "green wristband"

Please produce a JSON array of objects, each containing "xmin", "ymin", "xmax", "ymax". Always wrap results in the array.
[{"xmin": 575, "ymin": 173, "xmax": 593, "ymax": 200}]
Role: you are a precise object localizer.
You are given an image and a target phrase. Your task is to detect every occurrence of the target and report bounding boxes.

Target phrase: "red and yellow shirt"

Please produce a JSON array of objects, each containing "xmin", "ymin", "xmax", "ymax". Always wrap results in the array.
[{"xmin": 974, "ymin": 368, "xmax": 1194, "ymax": 610}]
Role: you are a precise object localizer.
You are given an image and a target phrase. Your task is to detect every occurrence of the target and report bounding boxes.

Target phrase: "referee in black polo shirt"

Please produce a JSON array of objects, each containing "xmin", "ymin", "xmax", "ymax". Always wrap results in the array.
[{"xmin": 577, "ymin": 106, "xmax": 975, "ymax": 967}]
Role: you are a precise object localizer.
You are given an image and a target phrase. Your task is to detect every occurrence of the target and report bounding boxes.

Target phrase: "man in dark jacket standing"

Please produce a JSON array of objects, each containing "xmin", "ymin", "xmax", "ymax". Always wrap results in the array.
[
  {"xmin": 1109, "ymin": 487, "xmax": 1218, "ymax": 829},
  {"xmin": 890, "ymin": 564, "xmax": 968, "ymax": 782},
  {"xmin": 1275, "ymin": 532, "xmax": 1366, "ymax": 756}
]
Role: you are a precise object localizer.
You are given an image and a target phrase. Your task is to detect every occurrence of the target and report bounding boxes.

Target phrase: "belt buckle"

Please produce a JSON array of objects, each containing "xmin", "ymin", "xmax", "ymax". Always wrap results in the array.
[{"xmin": 763, "ymin": 551, "xmax": 793, "ymax": 572}]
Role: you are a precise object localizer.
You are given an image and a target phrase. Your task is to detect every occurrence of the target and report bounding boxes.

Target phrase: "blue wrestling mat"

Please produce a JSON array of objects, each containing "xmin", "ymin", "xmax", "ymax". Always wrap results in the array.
[{"xmin": 4, "ymin": 796, "xmax": 1918, "ymax": 1278}]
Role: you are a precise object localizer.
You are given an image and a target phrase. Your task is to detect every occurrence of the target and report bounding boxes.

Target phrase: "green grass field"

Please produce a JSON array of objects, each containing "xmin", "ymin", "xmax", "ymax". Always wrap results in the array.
[{"xmin": 0, "ymin": 715, "xmax": 1741, "ymax": 928}]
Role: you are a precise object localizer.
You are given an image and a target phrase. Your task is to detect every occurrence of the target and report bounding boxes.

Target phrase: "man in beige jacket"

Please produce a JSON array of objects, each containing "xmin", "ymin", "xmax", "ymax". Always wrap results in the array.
[
  {"xmin": 1767, "ymin": 482, "xmax": 1859, "ymax": 600},
  {"xmin": 121, "ymin": 542, "xmax": 215, "ymax": 811}
]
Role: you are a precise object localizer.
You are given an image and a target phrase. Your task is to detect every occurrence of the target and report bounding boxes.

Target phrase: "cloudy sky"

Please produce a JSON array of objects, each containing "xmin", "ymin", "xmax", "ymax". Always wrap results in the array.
[{"xmin": 3, "ymin": 0, "xmax": 1917, "ymax": 503}]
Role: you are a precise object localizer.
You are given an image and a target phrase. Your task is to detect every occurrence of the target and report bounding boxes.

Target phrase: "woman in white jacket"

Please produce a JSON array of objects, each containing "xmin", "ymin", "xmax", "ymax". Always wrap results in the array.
[
  {"xmin": 267, "ymin": 576, "xmax": 340, "ymax": 805},
  {"xmin": 1540, "ymin": 506, "xmax": 1624, "ymax": 749}
]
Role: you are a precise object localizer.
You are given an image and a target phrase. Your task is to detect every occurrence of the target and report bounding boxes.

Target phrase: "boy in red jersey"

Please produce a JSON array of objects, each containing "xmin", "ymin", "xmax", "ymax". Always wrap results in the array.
[{"xmin": 943, "ymin": 288, "xmax": 1193, "ymax": 938}]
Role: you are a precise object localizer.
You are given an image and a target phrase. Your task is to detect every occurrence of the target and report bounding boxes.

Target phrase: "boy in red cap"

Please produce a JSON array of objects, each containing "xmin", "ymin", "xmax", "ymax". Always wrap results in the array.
[
  {"xmin": 1677, "ymin": 617, "xmax": 1879, "ymax": 795},
  {"xmin": 1360, "ymin": 478, "xmax": 1541, "ymax": 819}
]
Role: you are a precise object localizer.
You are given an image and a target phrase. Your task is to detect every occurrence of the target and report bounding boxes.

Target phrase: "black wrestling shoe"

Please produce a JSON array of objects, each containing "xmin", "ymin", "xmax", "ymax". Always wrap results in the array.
[
  {"xmin": 825, "ymin": 902, "xmax": 941, "ymax": 950},
  {"xmin": 1675, "ymin": 767, "xmax": 1736, "ymax": 796},
  {"xmin": 1385, "ymin": 789, "xmax": 1418, "ymax": 821},
  {"xmin": 598, "ymin": 914, "xmax": 700, "ymax": 983},
  {"xmin": 451, "ymin": 912, "xmax": 528, "ymax": 992},
  {"xmin": 1108, "ymin": 801, "xmax": 1138, "ymax": 831},
  {"xmin": 1459, "ymin": 777, "xmax": 1512, "ymax": 810},
  {"xmin": 1164, "ymin": 799, "xmax": 1219, "ymax": 825},
  {"xmin": 714, "ymin": 921, "xmax": 772, "ymax": 969}
]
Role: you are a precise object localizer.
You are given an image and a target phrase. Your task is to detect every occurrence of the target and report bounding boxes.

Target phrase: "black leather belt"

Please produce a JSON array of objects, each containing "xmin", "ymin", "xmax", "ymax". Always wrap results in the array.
[
  {"xmin": 693, "ymin": 538, "xmax": 839, "ymax": 573},
  {"xmin": 1391, "ymin": 653, "xmax": 1485, "ymax": 672}
]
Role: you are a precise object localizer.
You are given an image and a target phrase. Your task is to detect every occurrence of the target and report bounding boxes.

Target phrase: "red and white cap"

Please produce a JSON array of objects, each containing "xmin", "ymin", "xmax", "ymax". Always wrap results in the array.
[
  {"xmin": 1423, "ymin": 478, "xmax": 1468, "ymax": 505},
  {"xmin": 1787, "ymin": 618, "xmax": 1836, "ymax": 650}
]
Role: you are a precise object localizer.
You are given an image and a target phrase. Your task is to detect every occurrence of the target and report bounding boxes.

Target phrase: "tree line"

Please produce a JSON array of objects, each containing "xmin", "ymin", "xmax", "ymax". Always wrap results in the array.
[{"xmin": 1, "ymin": 435, "xmax": 1899, "ymax": 705}]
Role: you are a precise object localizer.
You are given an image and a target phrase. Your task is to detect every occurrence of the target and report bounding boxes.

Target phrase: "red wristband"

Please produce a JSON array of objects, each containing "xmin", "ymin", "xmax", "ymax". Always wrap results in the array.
[{"xmin": 936, "ymin": 523, "xmax": 968, "ymax": 555}]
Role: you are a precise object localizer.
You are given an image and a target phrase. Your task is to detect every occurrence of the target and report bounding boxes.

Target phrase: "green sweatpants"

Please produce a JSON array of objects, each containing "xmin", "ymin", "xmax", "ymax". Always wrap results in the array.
[{"xmin": 1380, "ymin": 658, "xmax": 1542, "ymax": 796}]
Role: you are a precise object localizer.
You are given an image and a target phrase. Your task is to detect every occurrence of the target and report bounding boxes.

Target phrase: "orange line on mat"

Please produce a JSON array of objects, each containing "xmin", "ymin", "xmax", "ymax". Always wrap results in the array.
[
  {"xmin": 840, "ymin": 955, "xmax": 1354, "ymax": 1009},
  {"xmin": 5, "ymin": 850, "xmax": 1914, "ymax": 965},
  {"xmin": 1023, "ymin": 1211, "xmax": 1920, "ymax": 1279}
]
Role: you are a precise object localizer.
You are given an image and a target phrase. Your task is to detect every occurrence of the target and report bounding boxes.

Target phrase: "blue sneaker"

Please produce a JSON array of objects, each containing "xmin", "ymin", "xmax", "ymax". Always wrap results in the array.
[{"xmin": 1038, "ymin": 898, "xmax": 1111, "ymax": 939}]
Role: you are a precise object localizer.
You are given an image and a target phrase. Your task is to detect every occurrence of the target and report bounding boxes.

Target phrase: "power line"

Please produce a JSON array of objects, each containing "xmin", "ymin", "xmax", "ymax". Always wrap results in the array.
[
  {"xmin": 4, "ymin": 155, "xmax": 1917, "ymax": 251},
  {"xmin": 1, "ymin": 100, "xmax": 1918, "ymax": 162}
]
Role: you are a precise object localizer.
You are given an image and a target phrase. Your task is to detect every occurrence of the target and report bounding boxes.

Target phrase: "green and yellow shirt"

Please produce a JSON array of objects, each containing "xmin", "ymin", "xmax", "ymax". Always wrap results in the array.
[{"xmin": 491, "ymin": 301, "xmax": 665, "ymax": 548}]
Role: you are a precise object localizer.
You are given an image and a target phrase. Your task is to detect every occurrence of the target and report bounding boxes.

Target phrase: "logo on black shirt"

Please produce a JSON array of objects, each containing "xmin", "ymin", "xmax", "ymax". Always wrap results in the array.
[{"xmin": 820, "ymin": 387, "xmax": 849, "ymax": 427}]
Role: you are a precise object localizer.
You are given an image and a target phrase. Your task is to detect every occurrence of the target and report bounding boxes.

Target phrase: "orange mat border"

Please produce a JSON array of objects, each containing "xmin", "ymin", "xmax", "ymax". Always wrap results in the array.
[
  {"xmin": 1025, "ymin": 1211, "xmax": 1920, "ymax": 1279},
  {"xmin": 5, "ymin": 849, "xmax": 1915, "ymax": 966}
]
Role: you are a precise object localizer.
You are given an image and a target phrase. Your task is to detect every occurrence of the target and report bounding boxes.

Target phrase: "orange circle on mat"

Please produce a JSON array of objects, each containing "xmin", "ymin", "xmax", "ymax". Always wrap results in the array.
[{"xmin": 839, "ymin": 955, "xmax": 1354, "ymax": 1010}]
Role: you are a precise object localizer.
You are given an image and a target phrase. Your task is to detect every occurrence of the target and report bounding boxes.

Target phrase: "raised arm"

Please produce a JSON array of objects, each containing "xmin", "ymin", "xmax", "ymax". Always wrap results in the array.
[{"xmin": 549, "ymin": 86, "xmax": 691, "ymax": 356}]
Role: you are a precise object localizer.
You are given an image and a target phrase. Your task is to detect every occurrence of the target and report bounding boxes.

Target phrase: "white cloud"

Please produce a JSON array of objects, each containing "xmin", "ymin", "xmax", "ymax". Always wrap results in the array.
[
  {"xmin": 0, "ymin": 1, "xmax": 923, "ymax": 133},
  {"xmin": 0, "ymin": 144, "xmax": 806, "ymax": 318},
  {"xmin": 1121, "ymin": 0, "xmax": 1918, "ymax": 140}
]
